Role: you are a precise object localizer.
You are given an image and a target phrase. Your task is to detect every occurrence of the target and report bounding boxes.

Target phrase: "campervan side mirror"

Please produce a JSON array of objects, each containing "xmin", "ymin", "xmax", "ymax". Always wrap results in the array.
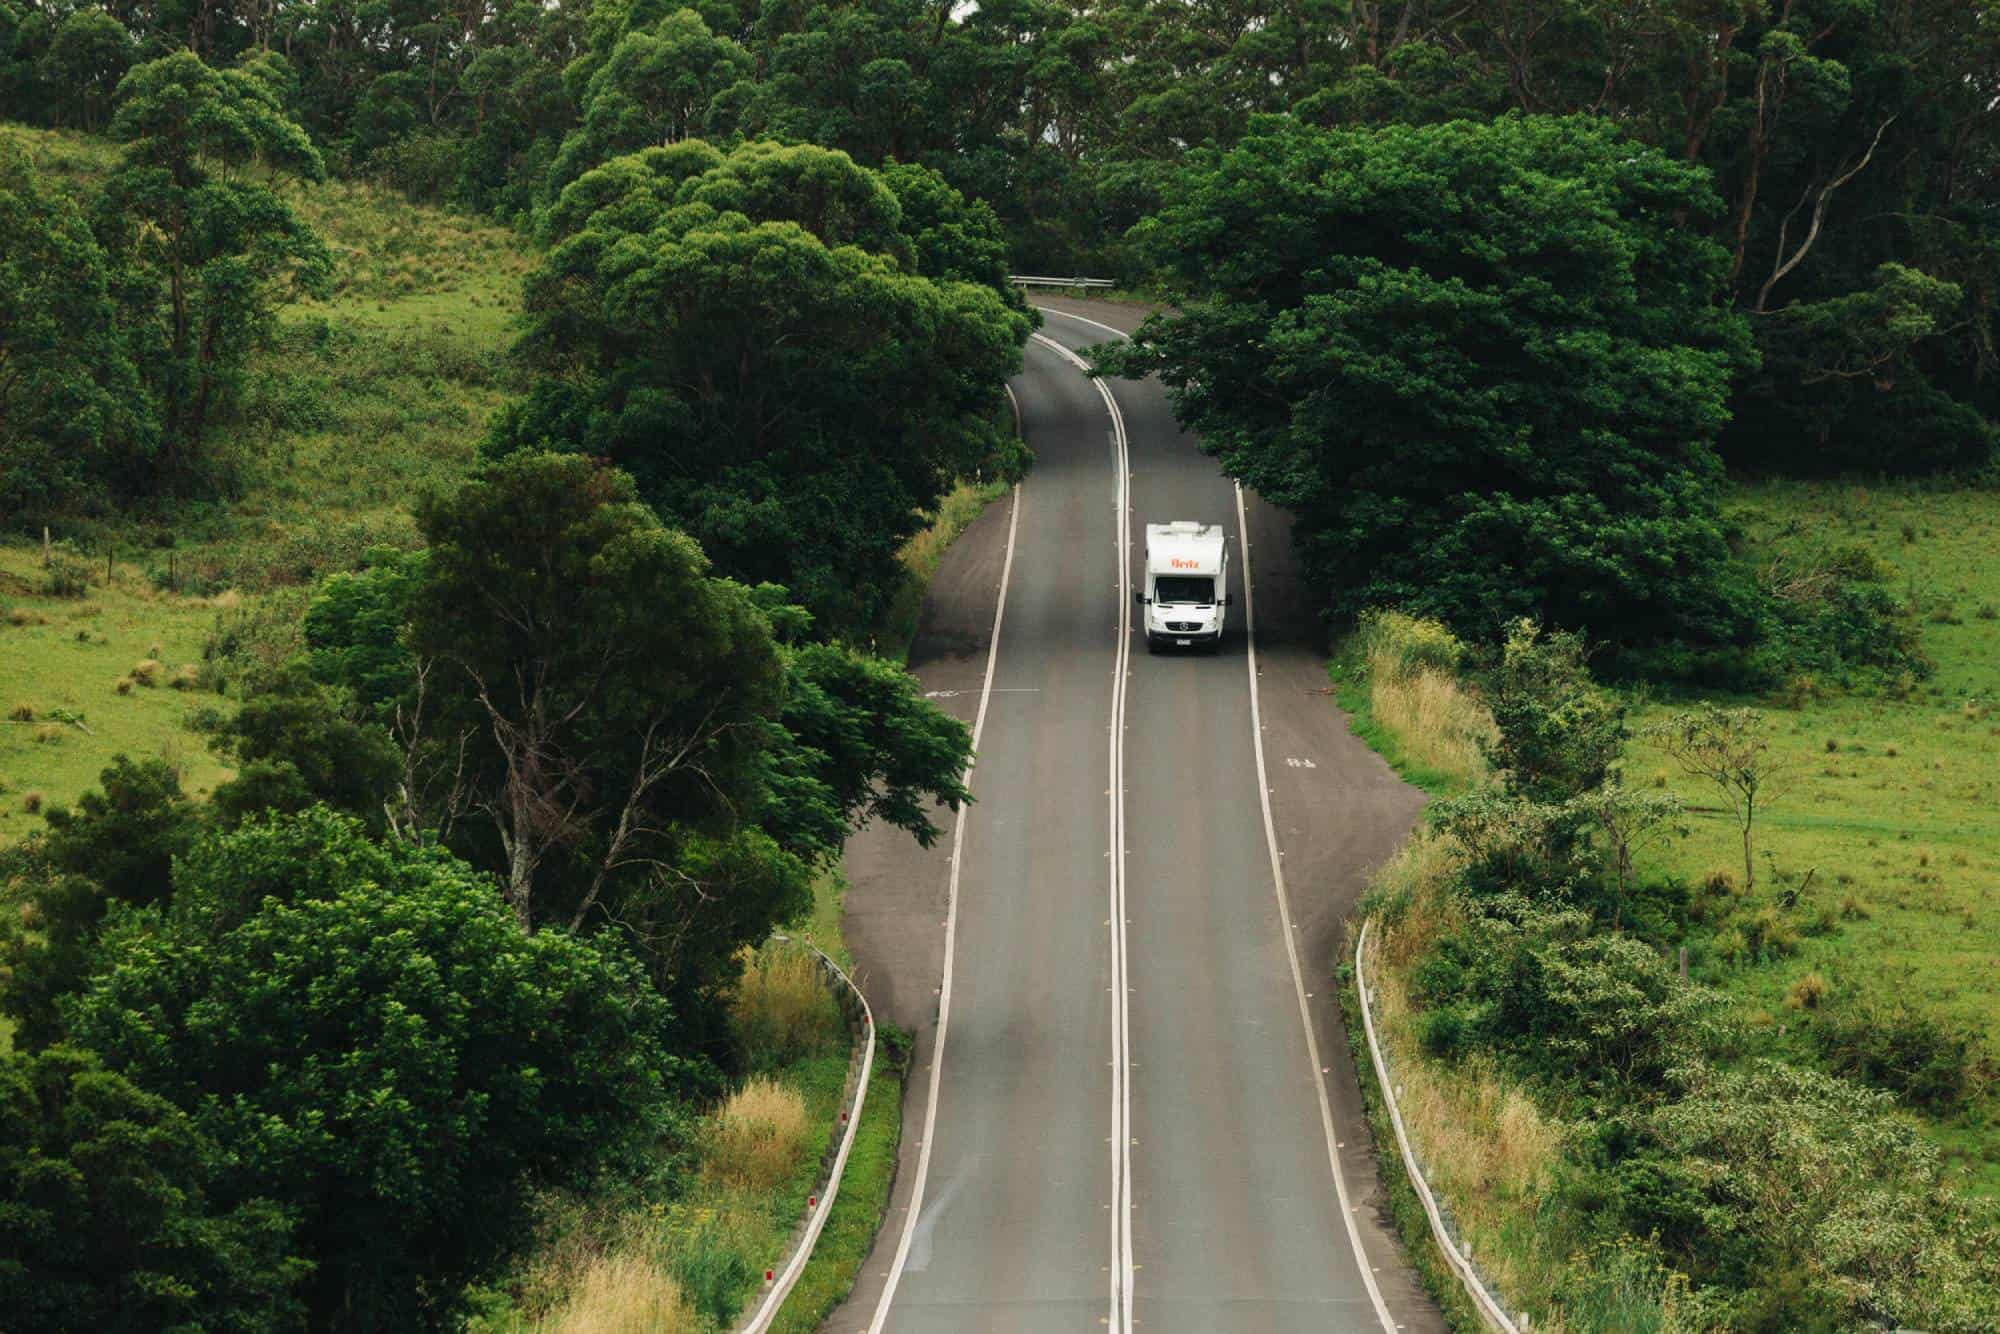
[{"xmin": 1134, "ymin": 591, "xmax": 1150, "ymax": 605}]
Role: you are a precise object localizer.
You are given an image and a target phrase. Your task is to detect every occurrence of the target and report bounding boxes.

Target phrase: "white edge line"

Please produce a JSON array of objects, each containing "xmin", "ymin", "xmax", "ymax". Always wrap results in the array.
[
  {"xmin": 1027, "ymin": 329, "xmax": 1137, "ymax": 1333},
  {"xmin": 741, "ymin": 945, "xmax": 877, "ymax": 1332},
  {"xmin": 865, "ymin": 480, "xmax": 1022, "ymax": 1334},
  {"xmin": 1356, "ymin": 922, "xmax": 1520, "ymax": 1333},
  {"xmin": 1235, "ymin": 480, "xmax": 1398, "ymax": 1332},
  {"xmin": 1034, "ymin": 304, "xmax": 1135, "ymax": 343}
]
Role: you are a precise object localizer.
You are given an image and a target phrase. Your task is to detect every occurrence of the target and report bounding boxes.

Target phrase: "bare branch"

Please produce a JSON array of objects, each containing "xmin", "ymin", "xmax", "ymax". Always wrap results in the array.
[{"xmin": 1756, "ymin": 116, "xmax": 1896, "ymax": 313}]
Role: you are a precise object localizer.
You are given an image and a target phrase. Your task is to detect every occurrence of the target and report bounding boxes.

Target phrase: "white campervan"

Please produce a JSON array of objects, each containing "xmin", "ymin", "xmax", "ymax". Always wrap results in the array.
[{"xmin": 1137, "ymin": 521, "xmax": 1230, "ymax": 652}]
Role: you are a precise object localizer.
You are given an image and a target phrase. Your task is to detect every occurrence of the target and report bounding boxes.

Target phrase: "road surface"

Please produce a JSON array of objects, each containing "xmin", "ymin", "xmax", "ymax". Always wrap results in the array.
[{"xmin": 827, "ymin": 300, "xmax": 1440, "ymax": 1333}]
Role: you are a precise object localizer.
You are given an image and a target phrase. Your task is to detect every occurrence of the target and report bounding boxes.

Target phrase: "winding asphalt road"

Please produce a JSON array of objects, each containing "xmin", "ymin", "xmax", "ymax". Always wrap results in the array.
[{"xmin": 826, "ymin": 301, "xmax": 1440, "ymax": 1333}]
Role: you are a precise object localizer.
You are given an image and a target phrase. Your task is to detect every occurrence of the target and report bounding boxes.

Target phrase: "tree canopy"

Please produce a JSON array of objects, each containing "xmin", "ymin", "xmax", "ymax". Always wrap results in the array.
[
  {"xmin": 495, "ymin": 139, "xmax": 1030, "ymax": 634},
  {"xmin": 71, "ymin": 807, "xmax": 687, "ymax": 1331},
  {"xmin": 1101, "ymin": 114, "xmax": 1761, "ymax": 672}
]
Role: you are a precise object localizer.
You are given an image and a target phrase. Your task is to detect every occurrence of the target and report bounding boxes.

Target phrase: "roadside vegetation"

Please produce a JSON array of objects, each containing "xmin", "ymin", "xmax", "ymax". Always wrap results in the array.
[
  {"xmin": 467, "ymin": 930, "xmax": 873, "ymax": 1333},
  {"xmin": 6, "ymin": 0, "xmax": 1999, "ymax": 1324},
  {"xmin": 2, "ymin": 34, "xmax": 1001, "ymax": 1322},
  {"xmin": 1341, "ymin": 601, "xmax": 2000, "ymax": 1329}
]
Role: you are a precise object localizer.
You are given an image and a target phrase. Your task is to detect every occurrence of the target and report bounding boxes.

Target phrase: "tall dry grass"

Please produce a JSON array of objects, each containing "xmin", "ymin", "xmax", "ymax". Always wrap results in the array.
[
  {"xmin": 703, "ymin": 1077, "xmax": 813, "ymax": 1194},
  {"xmin": 540, "ymin": 1251, "xmax": 696, "ymax": 1334},
  {"xmin": 1357, "ymin": 609, "xmax": 1495, "ymax": 786},
  {"xmin": 729, "ymin": 943, "xmax": 842, "ymax": 1069}
]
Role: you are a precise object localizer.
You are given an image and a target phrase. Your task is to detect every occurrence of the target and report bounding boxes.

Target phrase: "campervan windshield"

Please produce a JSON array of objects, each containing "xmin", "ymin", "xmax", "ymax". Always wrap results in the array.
[{"xmin": 1152, "ymin": 575, "xmax": 1215, "ymax": 605}]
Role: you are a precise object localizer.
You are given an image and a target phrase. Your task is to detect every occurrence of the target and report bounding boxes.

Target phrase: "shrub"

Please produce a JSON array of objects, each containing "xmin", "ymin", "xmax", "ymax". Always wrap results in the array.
[
  {"xmin": 41, "ymin": 555, "xmax": 91, "ymax": 598},
  {"xmin": 1357, "ymin": 608, "xmax": 1468, "ymax": 680},
  {"xmin": 129, "ymin": 659, "xmax": 161, "ymax": 686},
  {"xmin": 32, "ymin": 725, "xmax": 62, "ymax": 745},
  {"xmin": 1742, "ymin": 906, "xmax": 1800, "ymax": 960},
  {"xmin": 727, "ymin": 943, "xmax": 842, "ymax": 1070},
  {"xmin": 169, "ymin": 663, "xmax": 201, "ymax": 691},
  {"xmin": 72, "ymin": 809, "xmax": 690, "ymax": 1331},
  {"xmin": 200, "ymin": 586, "xmax": 309, "ymax": 695},
  {"xmin": 1784, "ymin": 971, "xmax": 1830, "ymax": 1010},
  {"xmin": 1650, "ymin": 1061, "xmax": 2000, "ymax": 1330},
  {"xmin": 21, "ymin": 791, "xmax": 43, "ymax": 814},
  {"xmin": 6, "ymin": 702, "xmax": 32, "ymax": 722},
  {"xmin": 701, "ymin": 1077, "xmax": 811, "ymax": 1194},
  {"xmin": 1479, "ymin": 620, "xmax": 1625, "ymax": 804},
  {"xmin": 1811, "ymin": 1004, "xmax": 1992, "ymax": 1113}
]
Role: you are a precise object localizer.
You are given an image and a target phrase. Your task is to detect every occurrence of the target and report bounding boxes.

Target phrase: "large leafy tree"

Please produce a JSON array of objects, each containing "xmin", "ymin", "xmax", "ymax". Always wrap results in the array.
[
  {"xmin": 0, "ymin": 141, "xmax": 153, "ymax": 517},
  {"xmin": 39, "ymin": 7, "xmax": 131, "ymax": 130},
  {"xmin": 71, "ymin": 808, "xmax": 685, "ymax": 1332},
  {"xmin": 544, "ymin": 7, "xmax": 753, "ymax": 197},
  {"xmin": 1102, "ymin": 114, "xmax": 1762, "ymax": 672},
  {"xmin": 101, "ymin": 51, "xmax": 333, "ymax": 484},
  {"xmin": 409, "ymin": 450, "xmax": 793, "ymax": 933},
  {"xmin": 498, "ymin": 139, "xmax": 1030, "ymax": 633},
  {"xmin": 0, "ymin": 1045, "xmax": 309, "ymax": 1331},
  {"xmin": 310, "ymin": 453, "xmax": 970, "ymax": 1044}
]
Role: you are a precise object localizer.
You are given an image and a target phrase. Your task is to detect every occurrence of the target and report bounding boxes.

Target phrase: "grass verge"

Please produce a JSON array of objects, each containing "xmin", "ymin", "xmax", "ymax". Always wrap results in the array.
[{"xmin": 769, "ymin": 1027, "xmax": 907, "ymax": 1333}]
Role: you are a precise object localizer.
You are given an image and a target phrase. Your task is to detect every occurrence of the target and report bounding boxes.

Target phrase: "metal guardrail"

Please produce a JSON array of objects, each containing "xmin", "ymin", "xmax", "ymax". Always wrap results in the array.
[
  {"xmin": 1355, "ymin": 920, "xmax": 1522, "ymax": 1333},
  {"xmin": 736, "ymin": 938, "xmax": 879, "ymax": 1333},
  {"xmin": 1008, "ymin": 274, "xmax": 1116, "ymax": 289}
]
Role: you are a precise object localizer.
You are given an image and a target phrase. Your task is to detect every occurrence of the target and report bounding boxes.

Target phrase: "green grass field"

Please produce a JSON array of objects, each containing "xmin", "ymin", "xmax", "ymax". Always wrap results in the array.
[
  {"xmin": 1627, "ymin": 479, "xmax": 2000, "ymax": 1193},
  {"xmin": 0, "ymin": 547, "xmax": 235, "ymax": 839}
]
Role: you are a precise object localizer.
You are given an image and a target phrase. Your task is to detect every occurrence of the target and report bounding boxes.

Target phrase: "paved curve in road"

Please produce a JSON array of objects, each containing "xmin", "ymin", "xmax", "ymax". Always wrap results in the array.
[{"xmin": 826, "ymin": 302, "xmax": 1441, "ymax": 1334}]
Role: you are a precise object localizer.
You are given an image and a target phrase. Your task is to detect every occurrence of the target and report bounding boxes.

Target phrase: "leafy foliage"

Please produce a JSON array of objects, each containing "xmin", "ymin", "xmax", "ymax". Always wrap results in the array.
[
  {"xmin": 496, "ymin": 139, "xmax": 1030, "ymax": 633},
  {"xmin": 71, "ymin": 808, "xmax": 688, "ymax": 1331},
  {"xmin": 0, "ymin": 758, "xmax": 199, "ymax": 1051},
  {"xmin": 1100, "ymin": 115, "xmax": 1761, "ymax": 673},
  {"xmin": 0, "ymin": 138, "xmax": 152, "ymax": 517},
  {"xmin": 0, "ymin": 1044, "xmax": 309, "ymax": 1332},
  {"xmin": 100, "ymin": 51, "xmax": 332, "ymax": 482},
  {"xmin": 201, "ymin": 666, "xmax": 400, "ymax": 830}
]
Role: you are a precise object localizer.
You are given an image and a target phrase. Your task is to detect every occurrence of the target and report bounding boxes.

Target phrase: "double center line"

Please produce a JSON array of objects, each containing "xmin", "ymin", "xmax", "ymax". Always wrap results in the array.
[{"xmin": 1025, "ymin": 329, "xmax": 1138, "ymax": 1330}]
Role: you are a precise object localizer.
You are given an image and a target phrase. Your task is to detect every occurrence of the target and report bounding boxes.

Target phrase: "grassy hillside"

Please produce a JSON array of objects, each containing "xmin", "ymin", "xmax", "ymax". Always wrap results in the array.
[
  {"xmin": 0, "ymin": 121, "xmax": 531, "ymax": 841},
  {"xmin": 1628, "ymin": 480, "xmax": 2000, "ymax": 1194}
]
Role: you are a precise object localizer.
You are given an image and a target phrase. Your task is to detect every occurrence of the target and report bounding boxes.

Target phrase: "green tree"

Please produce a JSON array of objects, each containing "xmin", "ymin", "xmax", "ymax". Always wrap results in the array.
[
  {"xmin": 1481, "ymin": 620, "xmax": 1627, "ymax": 804},
  {"xmin": 203, "ymin": 666, "xmax": 401, "ymax": 830},
  {"xmin": 72, "ymin": 808, "xmax": 687, "ymax": 1332},
  {"xmin": 101, "ymin": 51, "xmax": 333, "ymax": 484},
  {"xmin": 766, "ymin": 640, "xmax": 974, "ymax": 858},
  {"xmin": 502, "ymin": 139, "xmax": 1029, "ymax": 633},
  {"xmin": 544, "ymin": 7, "xmax": 753, "ymax": 196},
  {"xmin": 0, "ymin": 1044, "xmax": 309, "ymax": 1332},
  {"xmin": 0, "ymin": 757, "xmax": 198, "ymax": 1050},
  {"xmin": 39, "ymin": 8, "xmax": 130, "ymax": 130},
  {"xmin": 409, "ymin": 451, "xmax": 792, "ymax": 931},
  {"xmin": 0, "ymin": 141, "xmax": 154, "ymax": 517},
  {"xmin": 1100, "ymin": 114, "xmax": 1761, "ymax": 672},
  {"xmin": 1647, "ymin": 703, "xmax": 1792, "ymax": 892}
]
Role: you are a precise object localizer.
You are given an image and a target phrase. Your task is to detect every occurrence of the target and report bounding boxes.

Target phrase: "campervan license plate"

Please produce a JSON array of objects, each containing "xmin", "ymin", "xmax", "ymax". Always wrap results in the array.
[{"xmin": 1175, "ymin": 638, "xmax": 1191, "ymax": 646}]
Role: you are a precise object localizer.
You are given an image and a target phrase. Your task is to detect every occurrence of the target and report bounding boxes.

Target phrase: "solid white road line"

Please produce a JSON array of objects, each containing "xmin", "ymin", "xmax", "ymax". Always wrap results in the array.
[
  {"xmin": 864, "ymin": 481, "xmax": 1022, "ymax": 1334},
  {"xmin": 1029, "ymin": 329, "xmax": 1138, "ymax": 1334},
  {"xmin": 1235, "ymin": 481, "xmax": 1398, "ymax": 1334}
]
